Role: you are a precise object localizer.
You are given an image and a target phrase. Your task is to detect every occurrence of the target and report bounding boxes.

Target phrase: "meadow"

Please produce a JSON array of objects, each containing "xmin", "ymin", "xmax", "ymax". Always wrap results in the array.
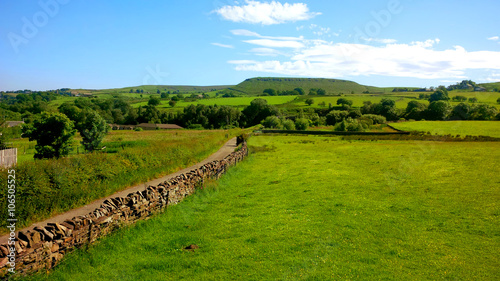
[
  {"xmin": 0, "ymin": 129, "xmax": 241, "ymax": 232},
  {"xmin": 391, "ymin": 121, "xmax": 500, "ymax": 138},
  {"xmin": 24, "ymin": 135, "xmax": 500, "ymax": 280}
]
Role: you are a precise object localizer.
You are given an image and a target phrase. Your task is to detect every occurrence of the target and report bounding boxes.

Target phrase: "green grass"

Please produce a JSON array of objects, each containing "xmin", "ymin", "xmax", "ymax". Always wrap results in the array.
[
  {"xmin": 131, "ymin": 96, "xmax": 298, "ymax": 109},
  {"xmin": 25, "ymin": 136, "xmax": 500, "ymax": 280},
  {"xmin": 391, "ymin": 121, "xmax": 500, "ymax": 138},
  {"xmin": 296, "ymin": 95, "xmax": 423, "ymax": 109}
]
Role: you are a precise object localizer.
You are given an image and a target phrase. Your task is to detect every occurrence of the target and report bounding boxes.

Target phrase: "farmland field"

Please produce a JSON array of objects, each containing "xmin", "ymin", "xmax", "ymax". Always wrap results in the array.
[
  {"xmin": 26, "ymin": 136, "xmax": 500, "ymax": 280},
  {"xmin": 130, "ymin": 95, "xmax": 298, "ymax": 109},
  {"xmin": 391, "ymin": 121, "xmax": 500, "ymax": 138}
]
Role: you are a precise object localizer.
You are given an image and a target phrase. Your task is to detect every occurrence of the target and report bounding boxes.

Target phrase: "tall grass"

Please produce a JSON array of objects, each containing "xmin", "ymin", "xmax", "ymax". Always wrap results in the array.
[{"xmin": 0, "ymin": 129, "xmax": 240, "ymax": 232}]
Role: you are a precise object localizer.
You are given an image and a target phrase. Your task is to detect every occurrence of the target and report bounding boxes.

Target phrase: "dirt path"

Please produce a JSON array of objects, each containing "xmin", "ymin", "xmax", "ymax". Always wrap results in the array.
[{"xmin": 0, "ymin": 137, "xmax": 237, "ymax": 244}]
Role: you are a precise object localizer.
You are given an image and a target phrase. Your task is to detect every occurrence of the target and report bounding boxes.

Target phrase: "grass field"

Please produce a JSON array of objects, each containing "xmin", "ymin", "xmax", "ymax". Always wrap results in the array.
[
  {"xmin": 391, "ymin": 121, "xmax": 500, "ymax": 138},
  {"xmin": 25, "ymin": 136, "xmax": 500, "ymax": 280},
  {"xmin": 130, "ymin": 96, "xmax": 298, "ymax": 109}
]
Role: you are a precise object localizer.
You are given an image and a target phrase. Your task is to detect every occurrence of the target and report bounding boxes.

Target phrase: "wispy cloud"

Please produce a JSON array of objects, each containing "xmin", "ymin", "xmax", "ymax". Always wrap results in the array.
[
  {"xmin": 362, "ymin": 37, "xmax": 397, "ymax": 44},
  {"xmin": 213, "ymin": 0, "xmax": 320, "ymax": 25},
  {"xmin": 487, "ymin": 36, "xmax": 499, "ymax": 41},
  {"xmin": 229, "ymin": 39, "xmax": 500, "ymax": 80},
  {"xmin": 211, "ymin": 43, "xmax": 234, "ymax": 49},
  {"xmin": 230, "ymin": 29, "xmax": 302, "ymax": 41},
  {"xmin": 243, "ymin": 39, "xmax": 304, "ymax": 49}
]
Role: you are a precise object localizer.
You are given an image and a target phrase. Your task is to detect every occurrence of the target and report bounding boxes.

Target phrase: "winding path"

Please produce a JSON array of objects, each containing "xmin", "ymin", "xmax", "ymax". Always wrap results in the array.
[{"xmin": 0, "ymin": 137, "xmax": 237, "ymax": 244}]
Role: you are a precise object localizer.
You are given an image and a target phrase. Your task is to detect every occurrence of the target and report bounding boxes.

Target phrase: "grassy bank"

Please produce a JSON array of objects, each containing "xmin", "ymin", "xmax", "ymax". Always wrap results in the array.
[
  {"xmin": 0, "ymin": 129, "xmax": 240, "ymax": 232},
  {"xmin": 25, "ymin": 136, "xmax": 500, "ymax": 280},
  {"xmin": 391, "ymin": 121, "xmax": 500, "ymax": 138}
]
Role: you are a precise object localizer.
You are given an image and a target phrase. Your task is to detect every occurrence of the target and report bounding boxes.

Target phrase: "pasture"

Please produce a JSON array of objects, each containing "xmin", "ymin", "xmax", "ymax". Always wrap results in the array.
[
  {"xmin": 391, "ymin": 121, "xmax": 500, "ymax": 138},
  {"xmin": 25, "ymin": 135, "xmax": 500, "ymax": 280}
]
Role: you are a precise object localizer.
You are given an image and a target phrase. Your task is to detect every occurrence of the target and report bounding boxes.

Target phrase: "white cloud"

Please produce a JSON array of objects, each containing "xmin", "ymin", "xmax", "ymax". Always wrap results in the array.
[
  {"xmin": 211, "ymin": 43, "xmax": 234, "ymax": 49},
  {"xmin": 362, "ymin": 37, "xmax": 397, "ymax": 44},
  {"xmin": 228, "ymin": 40, "xmax": 500, "ymax": 80},
  {"xmin": 249, "ymin": 48, "xmax": 288, "ymax": 57},
  {"xmin": 487, "ymin": 36, "xmax": 499, "ymax": 41},
  {"xmin": 213, "ymin": 0, "xmax": 320, "ymax": 25},
  {"xmin": 244, "ymin": 39, "xmax": 305, "ymax": 49},
  {"xmin": 230, "ymin": 29, "xmax": 302, "ymax": 41}
]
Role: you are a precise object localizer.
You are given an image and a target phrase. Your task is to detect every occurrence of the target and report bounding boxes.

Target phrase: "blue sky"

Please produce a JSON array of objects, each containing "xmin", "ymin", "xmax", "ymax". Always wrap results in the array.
[{"xmin": 1, "ymin": 0, "xmax": 499, "ymax": 91}]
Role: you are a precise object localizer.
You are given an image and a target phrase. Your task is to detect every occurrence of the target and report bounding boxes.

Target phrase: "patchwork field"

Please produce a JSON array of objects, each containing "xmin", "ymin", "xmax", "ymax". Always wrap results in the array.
[
  {"xmin": 25, "ymin": 136, "xmax": 500, "ymax": 280},
  {"xmin": 391, "ymin": 121, "xmax": 500, "ymax": 138}
]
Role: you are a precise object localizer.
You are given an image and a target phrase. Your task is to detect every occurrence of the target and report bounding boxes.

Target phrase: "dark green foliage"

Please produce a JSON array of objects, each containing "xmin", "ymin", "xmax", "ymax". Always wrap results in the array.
[
  {"xmin": 168, "ymin": 100, "xmax": 177, "ymax": 107},
  {"xmin": 452, "ymin": 95, "xmax": 468, "ymax": 102},
  {"xmin": 261, "ymin": 116, "xmax": 281, "ymax": 129},
  {"xmin": 78, "ymin": 110, "xmax": 110, "ymax": 152},
  {"xmin": 294, "ymin": 118, "xmax": 309, "ymax": 130},
  {"xmin": 425, "ymin": 101, "xmax": 451, "ymax": 120},
  {"xmin": 294, "ymin": 87, "xmax": 305, "ymax": 95},
  {"xmin": 182, "ymin": 104, "xmax": 241, "ymax": 129},
  {"xmin": 469, "ymin": 104, "xmax": 498, "ymax": 120},
  {"xmin": 468, "ymin": 97, "xmax": 478, "ymax": 103},
  {"xmin": 326, "ymin": 110, "xmax": 349, "ymax": 125},
  {"xmin": 428, "ymin": 88, "xmax": 450, "ymax": 103},
  {"xmin": 405, "ymin": 100, "xmax": 427, "ymax": 120},
  {"xmin": 334, "ymin": 118, "xmax": 368, "ymax": 132},
  {"xmin": 241, "ymin": 98, "xmax": 278, "ymax": 127},
  {"xmin": 21, "ymin": 112, "xmax": 76, "ymax": 159},
  {"xmin": 148, "ymin": 96, "xmax": 161, "ymax": 106},
  {"xmin": 337, "ymin": 98, "xmax": 353, "ymax": 107},
  {"xmin": 282, "ymin": 119, "xmax": 295, "ymax": 130},
  {"xmin": 497, "ymin": 97, "xmax": 500, "ymax": 104},
  {"xmin": 360, "ymin": 114, "xmax": 386, "ymax": 124},
  {"xmin": 450, "ymin": 103, "xmax": 471, "ymax": 120},
  {"xmin": 263, "ymin": 88, "xmax": 277, "ymax": 96},
  {"xmin": 305, "ymin": 98, "xmax": 314, "ymax": 106}
]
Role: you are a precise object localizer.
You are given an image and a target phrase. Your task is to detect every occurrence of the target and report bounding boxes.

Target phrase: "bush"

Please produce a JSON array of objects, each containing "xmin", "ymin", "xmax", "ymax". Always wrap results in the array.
[
  {"xmin": 360, "ymin": 114, "xmax": 386, "ymax": 124},
  {"xmin": 134, "ymin": 127, "xmax": 143, "ymax": 131},
  {"xmin": 326, "ymin": 110, "xmax": 349, "ymax": 125},
  {"xmin": 282, "ymin": 119, "xmax": 296, "ymax": 130},
  {"xmin": 334, "ymin": 118, "xmax": 368, "ymax": 132},
  {"xmin": 295, "ymin": 118, "xmax": 310, "ymax": 130},
  {"xmin": 261, "ymin": 116, "xmax": 281, "ymax": 129}
]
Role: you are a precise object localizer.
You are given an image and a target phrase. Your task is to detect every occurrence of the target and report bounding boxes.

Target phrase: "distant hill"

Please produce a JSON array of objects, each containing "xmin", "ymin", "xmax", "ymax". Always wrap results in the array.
[
  {"xmin": 228, "ymin": 77, "xmax": 387, "ymax": 95},
  {"xmin": 73, "ymin": 85, "xmax": 232, "ymax": 95},
  {"xmin": 478, "ymin": 82, "xmax": 500, "ymax": 92}
]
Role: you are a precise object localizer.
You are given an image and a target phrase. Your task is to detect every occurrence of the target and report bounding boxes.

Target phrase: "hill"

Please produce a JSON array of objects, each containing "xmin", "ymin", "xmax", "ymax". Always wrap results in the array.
[
  {"xmin": 478, "ymin": 81, "xmax": 500, "ymax": 91},
  {"xmin": 228, "ymin": 77, "xmax": 387, "ymax": 95},
  {"xmin": 72, "ymin": 85, "xmax": 232, "ymax": 95}
]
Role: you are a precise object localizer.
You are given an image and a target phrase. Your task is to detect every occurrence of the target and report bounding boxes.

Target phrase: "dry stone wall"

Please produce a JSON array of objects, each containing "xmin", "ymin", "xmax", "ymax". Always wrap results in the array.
[{"xmin": 0, "ymin": 143, "xmax": 248, "ymax": 279}]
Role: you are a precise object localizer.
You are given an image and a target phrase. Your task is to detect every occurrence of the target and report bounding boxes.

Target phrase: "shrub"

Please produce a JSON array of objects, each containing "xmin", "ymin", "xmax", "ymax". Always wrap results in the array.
[
  {"xmin": 360, "ymin": 114, "xmax": 386, "ymax": 124},
  {"xmin": 134, "ymin": 127, "xmax": 143, "ymax": 131},
  {"xmin": 282, "ymin": 119, "xmax": 296, "ymax": 130},
  {"xmin": 261, "ymin": 116, "xmax": 281, "ymax": 129},
  {"xmin": 334, "ymin": 118, "xmax": 368, "ymax": 132},
  {"xmin": 326, "ymin": 110, "xmax": 349, "ymax": 125},
  {"xmin": 295, "ymin": 118, "xmax": 310, "ymax": 131}
]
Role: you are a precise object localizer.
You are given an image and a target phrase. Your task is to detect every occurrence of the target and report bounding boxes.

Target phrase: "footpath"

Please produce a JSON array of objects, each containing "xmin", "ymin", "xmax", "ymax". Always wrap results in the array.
[{"xmin": 0, "ymin": 137, "xmax": 237, "ymax": 245}]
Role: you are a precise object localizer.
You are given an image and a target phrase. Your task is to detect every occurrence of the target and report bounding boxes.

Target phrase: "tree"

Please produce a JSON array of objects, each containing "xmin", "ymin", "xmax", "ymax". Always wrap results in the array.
[
  {"xmin": 295, "ymin": 118, "xmax": 309, "ymax": 130},
  {"xmin": 161, "ymin": 92, "xmax": 169, "ymax": 99},
  {"xmin": 263, "ymin": 88, "xmax": 277, "ymax": 96},
  {"xmin": 450, "ymin": 103, "xmax": 471, "ymax": 120},
  {"xmin": 497, "ymin": 97, "xmax": 500, "ymax": 104},
  {"xmin": 282, "ymin": 119, "xmax": 295, "ymax": 130},
  {"xmin": 337, "ymin": 98, "xmax": 353, "ymax": 107},
  {"xmin": 317, "ymin": 88, "xmax": 326, "ymax": 95},
  {"xmin": 305, "ymin": 98, "xmax": 314, "ymax": 106},
  {"xmin": 468, "ymin": 97, "xmax": 478, "ymax": 103},
  {"xmin": 428, "ymin": 89, "xmax": 450, "ymax": 103},
  {"xmin": 241, "ymin": 98, "xmax": 278, "ymax": 127},
  {"xmin": 405, "ymin": 100, "xmax": 427, "ymax": 120},
  {"xmin": 425, "ymin": 101, "xmax": 451, "ymax": 120},
  {"xmin": 294, "ymin": 88, "xmax": 305, "ymax": 95},
  {"xmin": 261, "ymin": 116, "xmax": 281, "ymax": 129},
  {"xmin": 21, "ymin": 112, "xmax": 76, "ymax": 159},
  {"xmin": 168, "ymin": 100, "xmax": 177, "ymax": 107},
  {"xmin": 148, "ymin": 96, "xmax": 161, "ymax": 106},
  {"xmin": 470, "ymin": 104, "xmax": 498, "ymax": 120},
  {"xmin": 78, "ymin": 110, "xmax": 110, "ymax": 152},
  {"xmin": 326, "ymin": 110, "xmax": 349, "ymax": 125}
]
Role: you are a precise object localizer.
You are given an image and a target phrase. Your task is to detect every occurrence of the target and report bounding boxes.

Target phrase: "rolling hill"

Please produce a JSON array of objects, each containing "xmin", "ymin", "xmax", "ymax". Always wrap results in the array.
[{"xmin": 228, "ymin": 77, "xmax": 388, "ymax": 95}]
